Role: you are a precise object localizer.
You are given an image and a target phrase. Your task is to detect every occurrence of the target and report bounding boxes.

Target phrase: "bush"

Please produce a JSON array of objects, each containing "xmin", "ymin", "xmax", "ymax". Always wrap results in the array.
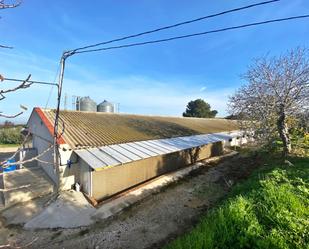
[{"xmin": 0, "ymin": 126, "xmax": 22, "ymax": 144}]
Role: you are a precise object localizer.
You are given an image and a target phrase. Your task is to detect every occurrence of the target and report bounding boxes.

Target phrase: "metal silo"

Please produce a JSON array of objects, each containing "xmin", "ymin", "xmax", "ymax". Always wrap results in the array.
[
  {"xmin": 97, "ymin": 100, "xmax": 115, "ymax": 113},
  {"xmin": 76, "ymin": 96, "xmax": 97, "ymax": 112}
]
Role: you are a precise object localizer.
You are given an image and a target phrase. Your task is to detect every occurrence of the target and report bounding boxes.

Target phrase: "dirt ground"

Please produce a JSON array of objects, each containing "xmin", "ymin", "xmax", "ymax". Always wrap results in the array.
[
  {"xmin": 0, "ymin": 151, "xmax": 15, "ymax": 163},
  {"xmin": 0, "ymin": 152, "xmax": 261, "ymax": 249}
]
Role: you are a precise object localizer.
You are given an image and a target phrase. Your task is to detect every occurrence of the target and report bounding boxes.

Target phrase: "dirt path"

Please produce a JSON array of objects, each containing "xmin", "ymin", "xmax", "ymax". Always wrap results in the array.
[
  {"xmin": 1, "ymin": 153, "xmax": 261, "ymax": 249},
  {"xmin": 0, "ymin": 147, "xmax": 18, "ymax": 154}
]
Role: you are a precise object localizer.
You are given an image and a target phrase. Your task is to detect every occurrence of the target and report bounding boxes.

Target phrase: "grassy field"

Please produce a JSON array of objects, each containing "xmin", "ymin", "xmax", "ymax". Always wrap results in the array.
[{"xmin": 164, "ymin": 152, "xmax": 309, "ymax": 249}]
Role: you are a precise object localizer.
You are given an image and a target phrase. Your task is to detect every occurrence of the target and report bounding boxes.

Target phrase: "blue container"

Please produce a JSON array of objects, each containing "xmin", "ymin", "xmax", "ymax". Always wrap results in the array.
[{"xmin": 3, "ymin": 159, "xmax": 17, "ymax": 172}]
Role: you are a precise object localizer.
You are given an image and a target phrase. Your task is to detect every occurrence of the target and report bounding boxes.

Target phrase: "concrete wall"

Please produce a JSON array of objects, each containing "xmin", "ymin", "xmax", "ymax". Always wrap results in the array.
[
  {"xmin": 28, "ymin": 111, "xmax": 55, "ymax": 183},
  {"xmin": 58, "ymin": 144, "xmax": 79, "ymax": 190},
  {"xmin": 18, "ymin": 148, "xmax": 38, "ymax": 168},
  {"xmin": 91, "ymin": 141, "xmax": 223, "ymax": 201},
  {"xmin": 28, "ymin": 112, "xmax": 79, "ymax": 190},
  {"xmin": 79, "ymin": 158, "xmax": 91, "ymax": 195}
]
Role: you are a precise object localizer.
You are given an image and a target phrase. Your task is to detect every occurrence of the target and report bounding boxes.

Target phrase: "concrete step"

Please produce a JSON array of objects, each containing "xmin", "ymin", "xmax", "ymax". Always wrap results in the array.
[{"xmin": 2, "ymin": 167, "xmax": 54, "ymax": 208}]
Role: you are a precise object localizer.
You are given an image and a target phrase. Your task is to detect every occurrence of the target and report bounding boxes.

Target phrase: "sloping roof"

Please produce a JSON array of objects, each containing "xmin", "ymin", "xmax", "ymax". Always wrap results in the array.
[
  {"xmin": 37, "ymin": 108, "xmax": 238, "ymax": 149},
  {"xmin": 76, "ymin": 131, "xmax": 240, "ymax": 171}
]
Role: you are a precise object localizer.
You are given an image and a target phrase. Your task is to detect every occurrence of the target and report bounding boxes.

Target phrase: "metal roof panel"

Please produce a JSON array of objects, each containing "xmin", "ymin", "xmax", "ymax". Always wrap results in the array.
[
  {"xmin": 108, "ymin": 144, "xmax": 142, "ymax": 161},
  {"xmin": 99, "ymin": 146, "xmax": 132, "ymax": 164},
  {"xmin": 89, "ymin": 148, "xmax": 121, "ymax": 166},
  {"xmin": 118, "ymin": 143, "xmax": 152, "ymax": 159},
  {"xmin": 144, "ymin": 140, "xmax": 177, "ymax": 153},
  {"xmin": 40, "ymin": 108, "xmax": 238, "ymax": 149},
  {"xmin": 75, "ymin": 149, "xmax": 107, "ymax": 169},
  {"xmin": 130, "ymin": 142, "xmax": 159, "ymax": 156},
  {"xmin": 76, "ymin": 131, "xmax": 243, "ymax": 170},
  {"xmin": 138, "ymin": 141, "xmax": 169, "ymax": 154}
]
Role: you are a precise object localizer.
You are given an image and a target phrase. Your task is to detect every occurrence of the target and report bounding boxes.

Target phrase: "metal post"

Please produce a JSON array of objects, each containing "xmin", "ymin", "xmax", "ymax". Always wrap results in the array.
[
  {"xmin": 53, "ymin": 55, "xmax": 64, "ymax": 192},
  {"xmin": 53, "ymin": 51, "xmax": 74, "ymax": 192},
  {"xmin": 53, "ymin": 51, "xmax": 75, "ymax": 192}
]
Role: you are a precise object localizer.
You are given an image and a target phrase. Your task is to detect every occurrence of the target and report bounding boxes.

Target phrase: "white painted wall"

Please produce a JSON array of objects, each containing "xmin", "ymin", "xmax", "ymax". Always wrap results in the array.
[
  {"xmin": 58, "ymin": 144, "xmax": 79, "ymax": 190},
  {"xmin": 79, "ymin": 158, "xmax": 92, "ymax": 195},
  {"xmin": 18, "ymin": 148, "xmax": 38, "ymax": 168},
  {"xmin": 28, "ymin": 111, "xmax": 80, "ymax": 190},
  {"xmin": 28, "ymin": 111, "xmax": 56, "ymax": 183}
]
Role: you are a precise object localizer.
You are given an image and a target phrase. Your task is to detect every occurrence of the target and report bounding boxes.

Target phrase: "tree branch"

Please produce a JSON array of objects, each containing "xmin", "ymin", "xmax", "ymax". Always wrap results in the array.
[
  {"xmin": 0, "ymin": 74, "xmax": 32, "ymax": 96},
  {"xmin": 0, "ymin": 110, "xmax": 23, "ymax": 118},
  {"xmin": 0, "ymin": 44, "xmax": 13, "ymax": 49},
  {"xmin": 0, "ymin": 74, "xmax": 31, "ymax": 118},
  {"xmin": 0, "ymin": 144, "xmax": 54, "ymax": 168},
  {"xmin": 0, "ymin": 1, "xmax": 22, "ymax": 49},
  {"xmin": 0, "ymin": 0, "xmax": 21, "ymax": 9},
  {"xmin": 228, "ymin": 47, "xmax": 309, "ymax": 156},
  {"xmin": 0, "ymin": 123, "xmax": 65, "ymax": 169}
]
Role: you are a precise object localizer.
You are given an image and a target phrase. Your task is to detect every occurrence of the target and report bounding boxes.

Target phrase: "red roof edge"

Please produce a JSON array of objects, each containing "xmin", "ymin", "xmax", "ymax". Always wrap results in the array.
[{"xmin": 34, "ymin": 107, "xmax": 66, "ymax": 144}]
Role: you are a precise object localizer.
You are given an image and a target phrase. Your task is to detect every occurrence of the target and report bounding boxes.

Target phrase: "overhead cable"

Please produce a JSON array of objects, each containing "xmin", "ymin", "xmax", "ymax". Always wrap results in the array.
[
  {"xmin": 72, "ymin": 0, "xmax": 280, "ymax": 53},
  {"xmin": 74, "ymin": 14, "xmax": 309, "ymax": 54}
]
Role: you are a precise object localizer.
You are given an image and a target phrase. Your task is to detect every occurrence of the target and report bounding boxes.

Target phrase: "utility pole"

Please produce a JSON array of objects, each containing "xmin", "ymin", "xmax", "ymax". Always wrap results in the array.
[{"xmin": 53, "ymin": 51, "xmax": 74, "ymax": 192}]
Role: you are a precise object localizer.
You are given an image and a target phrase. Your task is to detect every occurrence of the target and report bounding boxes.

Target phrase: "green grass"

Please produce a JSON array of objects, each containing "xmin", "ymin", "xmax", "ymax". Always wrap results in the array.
[
  {"xmin": 164, "ymin": 154, "xmax": 309, "ymax": 249},
  {"xmin": 0, "ymin": 143, "xmax": 20, "ymax": 148}
]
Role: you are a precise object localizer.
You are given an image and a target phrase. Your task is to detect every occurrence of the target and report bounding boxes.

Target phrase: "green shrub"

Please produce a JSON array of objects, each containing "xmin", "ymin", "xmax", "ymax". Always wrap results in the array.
[{"xmin": 0, "ymin": 127, "xmax": 22, "ymax": 144}]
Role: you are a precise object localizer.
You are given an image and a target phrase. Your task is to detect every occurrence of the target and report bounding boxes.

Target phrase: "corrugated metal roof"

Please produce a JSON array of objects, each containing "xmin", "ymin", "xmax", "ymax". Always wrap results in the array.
[
  {"xmin": 76, "ymin": 131, "xmax": 241, "ymax": 171},
  {"xmin": 40, "ymin": 109, "xmax": 238, "ymax": 149}
]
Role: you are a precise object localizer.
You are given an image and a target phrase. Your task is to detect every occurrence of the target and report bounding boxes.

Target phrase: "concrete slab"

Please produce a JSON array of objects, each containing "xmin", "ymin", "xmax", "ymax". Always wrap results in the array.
[
  {"xmin": 21, "ymin": 151, "xmax": 237, "ymax": 229},
  {"xmin": 2, "ymin": 167, "xmax": 54, "ymax": 208},
  {"xmin": 24, "ymin": 191, "xmax": 96, "ymax": 229},
  {"xmin": 1, "ymin": 194, "xmax": 52, "ymax": 225}
]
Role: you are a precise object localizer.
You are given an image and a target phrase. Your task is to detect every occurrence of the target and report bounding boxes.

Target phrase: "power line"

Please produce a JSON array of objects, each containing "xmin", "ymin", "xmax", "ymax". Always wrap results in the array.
[
  {"xmin": 74, "ymin": 14, "xmax": 309, "ymax": 55},
  {"xmin": 45, "ymin": 64, "xmax": 61, "ymax": 108},
  {"xmin": 72, "ymin": 0, "xmax": 280, "ymax": 53}
]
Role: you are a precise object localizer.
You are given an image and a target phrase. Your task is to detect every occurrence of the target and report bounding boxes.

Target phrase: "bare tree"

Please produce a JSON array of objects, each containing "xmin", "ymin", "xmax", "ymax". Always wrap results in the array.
[
  {"xmin": 0, "ymin": 0, "xmax": 31, "ymax": 118},
  {"xmin": 0, "ymin": 0, "xmax": 21, "ymax": 49},
  {"xmin": 228, "ymin": 47, "xmax": 309, "ymax": 157},
  {"xmin": 0, "ymin": 74, "xmax": 31, "ymax": 118},
  {"xmin": 0, "ymin": 0, "xmax": 21, "ymax": 9}
]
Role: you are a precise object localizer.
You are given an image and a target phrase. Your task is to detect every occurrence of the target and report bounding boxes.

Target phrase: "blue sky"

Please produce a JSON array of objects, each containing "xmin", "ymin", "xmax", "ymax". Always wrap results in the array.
[{"xmin": 1, "ymin": 0, "xmax": 308, "ymax": 123}]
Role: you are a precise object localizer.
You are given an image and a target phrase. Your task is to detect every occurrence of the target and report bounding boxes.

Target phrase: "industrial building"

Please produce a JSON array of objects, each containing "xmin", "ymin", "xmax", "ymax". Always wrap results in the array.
[{"xmin": 26, "ymin": 106, "xmax": 243, "ymax": 201}]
